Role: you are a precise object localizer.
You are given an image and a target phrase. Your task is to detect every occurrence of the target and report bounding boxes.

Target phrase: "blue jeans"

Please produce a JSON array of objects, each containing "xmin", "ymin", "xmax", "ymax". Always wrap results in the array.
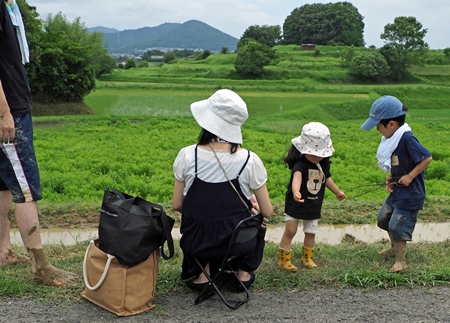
[{"xmin": 377, "ymin": 200, "xmax": 418, "ymax": 241}]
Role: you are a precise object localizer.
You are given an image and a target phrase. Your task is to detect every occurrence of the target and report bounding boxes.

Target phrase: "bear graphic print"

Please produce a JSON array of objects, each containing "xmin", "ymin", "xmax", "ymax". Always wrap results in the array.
[{"xmin": 306, "ymin": 166, "xmax": 325, "ymax": 196}]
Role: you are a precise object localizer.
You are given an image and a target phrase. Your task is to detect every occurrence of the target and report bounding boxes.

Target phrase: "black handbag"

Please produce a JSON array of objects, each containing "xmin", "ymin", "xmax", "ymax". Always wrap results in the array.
[{"xmin": 98, "ymin": 189, "xmax": 175, "ymax": 266}]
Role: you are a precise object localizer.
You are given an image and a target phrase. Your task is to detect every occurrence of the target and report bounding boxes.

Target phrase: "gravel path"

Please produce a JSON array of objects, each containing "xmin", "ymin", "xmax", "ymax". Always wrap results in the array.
[{"xmin": 1, "ymin": 286, "xmax": 449, "ymax": 322}]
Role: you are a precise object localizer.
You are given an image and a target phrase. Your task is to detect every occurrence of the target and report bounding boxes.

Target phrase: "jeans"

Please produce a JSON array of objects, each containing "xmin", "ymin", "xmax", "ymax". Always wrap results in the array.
[{"xmin": 377, "ymin": 200, "xmax": 418, "ymax": 241}]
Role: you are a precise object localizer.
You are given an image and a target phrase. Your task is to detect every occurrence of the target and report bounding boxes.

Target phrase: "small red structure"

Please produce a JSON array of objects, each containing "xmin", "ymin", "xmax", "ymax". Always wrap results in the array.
[{"xmin": 301, "ymin": 44, "xmax": 316, "ymax": 51}]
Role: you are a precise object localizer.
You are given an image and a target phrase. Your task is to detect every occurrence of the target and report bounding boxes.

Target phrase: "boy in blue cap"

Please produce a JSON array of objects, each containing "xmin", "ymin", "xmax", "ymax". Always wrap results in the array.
[{"xmin": 362, "ymin": 96, "xmax": 432, "ymax": 272}]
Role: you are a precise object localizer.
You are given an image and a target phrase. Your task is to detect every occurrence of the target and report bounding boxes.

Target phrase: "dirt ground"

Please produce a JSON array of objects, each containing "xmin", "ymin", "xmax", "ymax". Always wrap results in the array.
[{"xmin": 1, "ymin": 285, "xmax": 449, "ymax": 322}]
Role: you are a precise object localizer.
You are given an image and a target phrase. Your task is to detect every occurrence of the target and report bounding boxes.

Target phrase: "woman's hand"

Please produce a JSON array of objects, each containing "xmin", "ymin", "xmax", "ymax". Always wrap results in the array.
[{"xmin": 250, "ymin": 194, "xmax": 260, "ymax": 212}]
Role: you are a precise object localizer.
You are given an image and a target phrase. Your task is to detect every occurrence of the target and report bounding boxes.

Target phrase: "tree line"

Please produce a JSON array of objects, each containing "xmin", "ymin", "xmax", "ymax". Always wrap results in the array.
[
  {"xmin": 235, "ymin": 2, "xmax": 430, "ymax": 82},
  {"xmin": 17, "ymin": 0, "xmax": 438, "ymax": 104}
]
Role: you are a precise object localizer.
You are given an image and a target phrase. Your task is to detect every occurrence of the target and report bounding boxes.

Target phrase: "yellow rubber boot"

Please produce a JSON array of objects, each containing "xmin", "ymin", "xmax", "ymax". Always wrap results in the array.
[
  {"xmin": 277, "ymin": 248, "xmax": 298, "ymax": 273},
  {"xmin": 302, "ymin": 246, "xmax": 317, "ymax": 269}
]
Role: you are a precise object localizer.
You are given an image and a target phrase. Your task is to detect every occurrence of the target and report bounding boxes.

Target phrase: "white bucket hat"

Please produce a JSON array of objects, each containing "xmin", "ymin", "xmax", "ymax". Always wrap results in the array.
[
  {"xmin": 292, "ymin": 122, "xmax": 334, "ymax": 157},
  {"xmin": 190, "ymin": 89, "xmax": 248, "ymax": 144}
]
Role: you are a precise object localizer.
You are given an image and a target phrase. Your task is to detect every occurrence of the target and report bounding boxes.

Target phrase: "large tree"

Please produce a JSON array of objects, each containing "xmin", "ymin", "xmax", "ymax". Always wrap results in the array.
[
  {"xmin": 18, "ymin": 0, "xmax": 115, "ymax": 102},
  {"xmin": 239, "ymin": 25, "xmax": 282, "ymax": 48},
  {"xmin": 26, "ymin": 14, "xmax": 96, "ymax": 102},
  {"xmin": 380, "ymin": 16, "xmax": 428, "ymax": 66},
  {"xmin": 283, "ymin": 2, "xmax": 364, "ymax": 46}
]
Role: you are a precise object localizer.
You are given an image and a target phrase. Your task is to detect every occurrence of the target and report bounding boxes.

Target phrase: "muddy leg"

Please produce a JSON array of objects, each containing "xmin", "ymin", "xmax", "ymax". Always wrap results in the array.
[
  {"xmin": 28, "ymin": 248, "xmax": 77, "ymax": 286},
  {"xmin": 0, "ymin": 191, "xmax": 30, "ymax": 266},
  {"xmin": 15, "ymin": 201, "xmax": 77, "ymax": 286},
  {"xmin": 389, "ymin": 240, "xmax": 408, "ymax": 273},
  {"xmin": 378, "ymin": 231, "xmax": 396, "ymax": 257}
]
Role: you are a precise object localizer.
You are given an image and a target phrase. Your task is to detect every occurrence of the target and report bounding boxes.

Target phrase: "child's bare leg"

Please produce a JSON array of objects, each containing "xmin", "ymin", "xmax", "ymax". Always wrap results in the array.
[
  {"xmin": 379, "ymin": 231, "xmax": 396, "ymax": 257},
  {"xmin": 278, "ymin": 220, "xmax": 298, "ymax": 272},
  {"xmin": 280, "ymin": 220, "xmax": 298, "ymax": 251},
  {"xmin": 303, "ymin": 232, "xmax": 315, "ymax": 249},
  {"xmin": 389, "ymin": 240, "xmax": 407, "ymax": 272}
]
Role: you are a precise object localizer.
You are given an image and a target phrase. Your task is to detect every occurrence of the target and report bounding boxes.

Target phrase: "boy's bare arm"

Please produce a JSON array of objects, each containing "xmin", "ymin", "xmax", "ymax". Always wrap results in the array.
[{"xmin": 398, "ymin": 156, "xmax": 433, "ymax": 186}]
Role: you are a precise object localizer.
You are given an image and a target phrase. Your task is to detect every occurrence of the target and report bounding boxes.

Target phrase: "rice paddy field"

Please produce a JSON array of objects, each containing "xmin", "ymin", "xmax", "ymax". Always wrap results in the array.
[{"xmin": 32, "ymin": 45, "xmax": 450, "ymax": 221}]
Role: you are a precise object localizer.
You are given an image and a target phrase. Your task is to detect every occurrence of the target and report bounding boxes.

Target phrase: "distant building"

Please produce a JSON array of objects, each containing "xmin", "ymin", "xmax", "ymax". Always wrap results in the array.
[{"xmin": 301, "ymin": 44, "xmax": 316, "ymax": 51}]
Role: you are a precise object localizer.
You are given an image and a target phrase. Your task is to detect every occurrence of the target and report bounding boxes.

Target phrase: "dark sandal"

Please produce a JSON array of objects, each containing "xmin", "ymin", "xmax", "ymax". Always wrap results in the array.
[{"xmin": 186, "ymin": 280, "xmax": 210, "ymax": 292}]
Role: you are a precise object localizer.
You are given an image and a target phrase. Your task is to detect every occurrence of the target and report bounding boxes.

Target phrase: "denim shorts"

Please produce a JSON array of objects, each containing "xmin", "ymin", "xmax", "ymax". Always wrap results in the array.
[
  {"xmin": 377, "ymin": 200, "xmax": 418, "ymax": 241},
  {"xmin": 0, "ymin": 113, "xmax": 42, "ymax": 203}
]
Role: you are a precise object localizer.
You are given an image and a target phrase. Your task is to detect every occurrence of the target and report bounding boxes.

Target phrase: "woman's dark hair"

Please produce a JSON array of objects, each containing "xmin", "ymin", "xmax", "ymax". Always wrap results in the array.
[
  {"xmin": 198, "ymin": 129, "xmax": 239, "ymax": 154},
  {"xmin": 283, "ymin": 145, "xmax": 302, "ymax": 169},
  {"xmin": 379, "ymin": 105, "xmax": 408, "ymax": 127}
]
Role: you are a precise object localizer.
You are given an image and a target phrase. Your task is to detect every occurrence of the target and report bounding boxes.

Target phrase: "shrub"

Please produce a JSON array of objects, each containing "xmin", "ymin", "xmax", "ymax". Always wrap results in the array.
[
  {"xmin": 234, "ymin": 40, "xmax": 276, "ymax": 78},
  {"xmin": 195, "ymin": 50, "xmax": 211, "ymax": 60},
  {"xmin": 349, "ymin": 51, "xmax": 390, "ymax": 83},
  {"xmin": 444, "ymin": 48, "xmax": 450, "ymax": 57},
  {"xmin": 125, "ymin": 58, "xmax": 136, "ymax": 69},
  {"xmin": 163, "ymin": 52, "xmax": 177, "ymax": 64}
]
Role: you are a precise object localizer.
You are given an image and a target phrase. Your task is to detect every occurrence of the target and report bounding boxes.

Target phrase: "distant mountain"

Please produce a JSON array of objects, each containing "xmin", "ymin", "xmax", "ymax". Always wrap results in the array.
[
  {"xmin": 87, "ymin": 26, "xmax": 119, "ymax": 34},
  {"xmin": 90, "ymin": 20, "xmax": 238, "ymax": 54}
]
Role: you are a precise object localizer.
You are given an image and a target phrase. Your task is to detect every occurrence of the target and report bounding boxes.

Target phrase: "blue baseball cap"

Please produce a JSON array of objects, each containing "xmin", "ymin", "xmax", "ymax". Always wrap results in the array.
[{"xmin": 361, "ymin": 95, "xmax": 405, "ymax": 130}]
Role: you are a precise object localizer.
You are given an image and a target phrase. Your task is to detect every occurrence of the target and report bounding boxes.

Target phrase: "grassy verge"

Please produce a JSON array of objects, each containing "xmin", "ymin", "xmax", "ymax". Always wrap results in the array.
[
  {"xmin": 3, "ymin": 197, "xmax": 450, "ymax": 303},
  {"xmin": 1, "ymin": 238, "xmax": 449, "ymax": 304}
]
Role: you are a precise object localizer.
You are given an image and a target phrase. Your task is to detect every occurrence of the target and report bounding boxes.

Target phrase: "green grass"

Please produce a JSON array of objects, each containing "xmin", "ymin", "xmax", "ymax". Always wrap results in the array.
[
  {"xmin": 1, "ymin": 239, "xmax": 449, "ymax": 303},
  {"xmin": 30, "ymin": 114, "xmax": 450, "ymax": 205},
  {"xmin": 2, "ymin": 45, "xmax": 450, "ymax": 302}
]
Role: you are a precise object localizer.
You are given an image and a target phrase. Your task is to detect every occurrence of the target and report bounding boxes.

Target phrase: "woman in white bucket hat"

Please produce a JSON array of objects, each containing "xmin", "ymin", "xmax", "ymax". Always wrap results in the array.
[
  {"xmin": 278, "ymin": 122, "xmax": 347, "ymax": 272},
  {"xmin": 172, "ymin": 89, "xmax": 273, "ymax": 292}
]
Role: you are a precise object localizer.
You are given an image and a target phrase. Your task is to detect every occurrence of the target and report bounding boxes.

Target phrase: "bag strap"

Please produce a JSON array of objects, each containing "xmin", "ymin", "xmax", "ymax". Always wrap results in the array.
[
  {"xmin": 136, "ymin": 199, "xmax": 175, "ymax": 260},
  {"xmin": 159, "ymin": 208, "xmax": 175, "ymax": 260},
  {"xmin": 209, "ymin": 143, "xmax": 255, "ymax": 215},
  {"xmin": 83, "ymin": 240, "xmax": 115, "ymax": 291},
  {"xmin": 111, "ymin": 189, "xmax": 127, "ymax": 199}
]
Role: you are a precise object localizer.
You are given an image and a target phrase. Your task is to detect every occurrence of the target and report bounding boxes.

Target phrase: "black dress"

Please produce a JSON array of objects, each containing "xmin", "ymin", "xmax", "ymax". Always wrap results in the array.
[{"xmin": 180, "ymin": 146, "xmax": 266, "ymax": 280}]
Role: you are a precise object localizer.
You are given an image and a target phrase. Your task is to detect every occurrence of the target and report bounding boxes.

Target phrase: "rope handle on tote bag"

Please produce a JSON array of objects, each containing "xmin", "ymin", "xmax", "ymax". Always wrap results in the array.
[{"xmin": 83, "ymin": 240, "xmax": 115, "ymax": 291}]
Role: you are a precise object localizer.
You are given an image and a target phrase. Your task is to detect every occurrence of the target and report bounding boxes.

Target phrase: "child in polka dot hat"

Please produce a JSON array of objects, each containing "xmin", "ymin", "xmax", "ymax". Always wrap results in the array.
[{"xmin": 277, "ymin": 122, "xmax": 347, "ymax": 272}]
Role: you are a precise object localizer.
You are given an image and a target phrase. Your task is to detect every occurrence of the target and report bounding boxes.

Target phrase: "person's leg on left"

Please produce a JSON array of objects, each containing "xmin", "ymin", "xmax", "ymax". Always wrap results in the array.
[
  {"xmin": 15, "ymin": 201, "xmax": 77, "ymax": 286},
  {"xmin": 0, "ymin": 190, "xmax": 30, "ymax": 266}
]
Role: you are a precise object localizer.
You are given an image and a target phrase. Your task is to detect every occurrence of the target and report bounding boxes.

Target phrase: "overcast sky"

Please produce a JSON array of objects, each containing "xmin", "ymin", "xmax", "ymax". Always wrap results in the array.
[{"xmin": 27, "ymin": 0, "xmax": 449, "ymax": 49}]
